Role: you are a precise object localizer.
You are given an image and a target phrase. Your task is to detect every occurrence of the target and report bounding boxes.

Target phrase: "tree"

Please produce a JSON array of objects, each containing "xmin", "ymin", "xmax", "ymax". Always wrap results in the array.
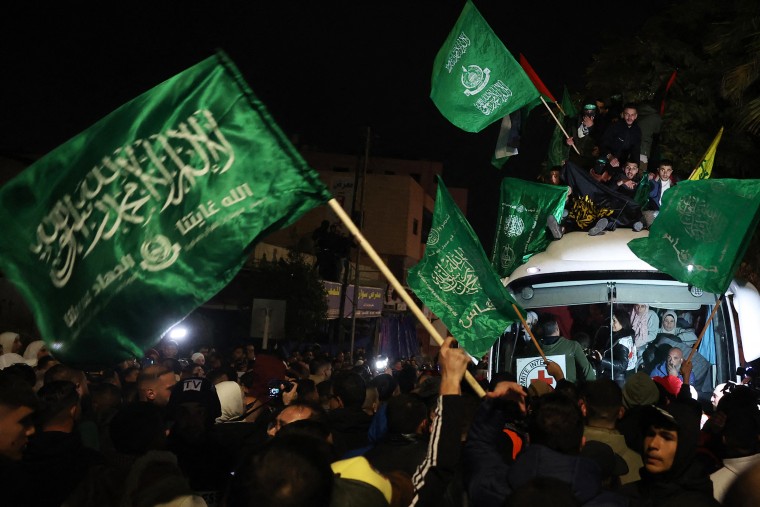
[
  {"xmin": 705, "ymin": 0, "xmax": 760, "ymax": 137},
  {"xmin": 255, "ymin": 251, "xmax": 328, "ymax": 342},
  {"xmin": 584, "ymin": 0, "xmax": 760, "ymax": 179}
]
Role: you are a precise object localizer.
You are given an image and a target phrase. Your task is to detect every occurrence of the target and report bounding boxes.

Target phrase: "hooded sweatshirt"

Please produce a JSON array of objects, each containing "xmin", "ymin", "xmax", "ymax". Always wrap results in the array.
[{"xmin": 623, "ymin": 403, "xmax": 719, "ymax": 507}]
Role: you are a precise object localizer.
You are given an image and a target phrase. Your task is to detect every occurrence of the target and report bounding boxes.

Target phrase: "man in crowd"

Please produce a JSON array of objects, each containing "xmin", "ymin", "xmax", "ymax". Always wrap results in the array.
[
  {"xmin": 519, "ymin": 314, "xmax": 596, "ymax": 383},
  {"xmin": 601, "ymin": 103, "xmax": 642, "ymax": 172},
  {"xmin": 580, "ymin": 379, "xmax": 643, "ymax": 485},
  {"xmin": 650, "ymin": 347, "xmax": 696, "ymax": 385},
  {"xmin": 137, "ymin": 364, "xmax": 177, "ymax": 407}
]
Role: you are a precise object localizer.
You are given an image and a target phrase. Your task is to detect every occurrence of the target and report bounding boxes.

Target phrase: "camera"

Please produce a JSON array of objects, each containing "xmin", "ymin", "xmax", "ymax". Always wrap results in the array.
[{"xmin": 267, "ymin": 379, "xmax": 294, "ymax": 398}]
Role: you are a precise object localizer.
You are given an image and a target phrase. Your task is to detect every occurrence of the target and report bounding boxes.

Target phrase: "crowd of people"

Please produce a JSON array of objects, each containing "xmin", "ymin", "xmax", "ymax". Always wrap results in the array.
[
  {"xmin": 0, "ymin": 322, "xmax": 759, "ymax": 507},
  {"xmin": 544, "ymin": 98, "xmax": 678, "ymax": 237}
]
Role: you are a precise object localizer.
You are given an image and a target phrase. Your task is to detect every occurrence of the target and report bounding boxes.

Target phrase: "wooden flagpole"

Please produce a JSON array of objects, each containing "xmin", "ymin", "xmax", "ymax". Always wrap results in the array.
[
  {"xmin": 327, "ymin": 199, "xmax": 486, "ymax": 398},
  {"xmin": 540, "ymin": 96, "xmax": 580, "ymax": 155},
  {"xmin": 686, "ymin": 295, "xmax": 723, "ymax": 363},
  {"xmin": 512, "ymin": 303, "xmax": 546, "ymax": 362}
]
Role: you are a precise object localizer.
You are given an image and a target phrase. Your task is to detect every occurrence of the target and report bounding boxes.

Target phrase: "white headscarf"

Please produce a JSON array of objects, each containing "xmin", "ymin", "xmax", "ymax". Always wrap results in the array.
[
  {"xmin": 0, "ymin": 353, "xmax": 34, "ymax": 370},
  {"xmin": 215, "ymin": 380, "xmax": 245, "ymax": 423},
  {"xmin": 0, "ymin": 332, "xmax": 20, "ymax": 356},
  {"xmin": 22, "ymin": 340, "xmax": 47, "ymax": 367},
  {"xmin": 659, "ymin": 310, "xmax": 679, "ymax": 334}
]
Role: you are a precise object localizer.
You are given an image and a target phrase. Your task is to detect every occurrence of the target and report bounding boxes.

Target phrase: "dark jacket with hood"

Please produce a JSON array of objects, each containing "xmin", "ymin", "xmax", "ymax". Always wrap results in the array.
[
  {"xmin": 465, "ymin": 398, "xmax": 628, "ymax": 507},
  {"xmin": 622, "ymin": 403, "xmax": 719, "ymax": 507}
]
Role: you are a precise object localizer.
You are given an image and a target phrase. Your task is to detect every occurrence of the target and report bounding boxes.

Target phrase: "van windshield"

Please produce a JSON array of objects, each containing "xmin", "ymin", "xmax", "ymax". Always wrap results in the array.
[{"xmin": 493, "ymin": 284, "xmax": 734, "ymax": 402}]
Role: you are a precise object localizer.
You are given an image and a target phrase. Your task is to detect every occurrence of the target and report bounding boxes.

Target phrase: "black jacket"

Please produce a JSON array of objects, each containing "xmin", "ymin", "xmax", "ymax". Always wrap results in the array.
[{"xmin": 465, "ymin": 398, "xmax": 628, "ymax": 507}]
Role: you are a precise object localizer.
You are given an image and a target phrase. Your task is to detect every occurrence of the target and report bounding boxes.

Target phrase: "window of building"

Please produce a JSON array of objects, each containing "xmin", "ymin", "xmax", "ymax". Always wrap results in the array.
[{"xmin": 421, "ymin": 208, "xmax": 433, "ymax": 243}]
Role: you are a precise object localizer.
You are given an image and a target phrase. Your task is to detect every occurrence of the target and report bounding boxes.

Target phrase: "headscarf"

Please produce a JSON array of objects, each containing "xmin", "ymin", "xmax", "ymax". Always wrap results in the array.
[
  {"xmin": 658, "ymin": 310, "xmax": 679, "ymax": 334},
  {"xmin": 22, "ymin": 340, "xmax": 47, "ymax": 367},
  {"xmin": 0, "ymin": 353, "xmax": 35, "ymax": 369},
  {"xmin": 0, "ymin": 332, "xmax": 20, "ymax": 356},
  {"xmin": 631, "ymin": 304, "xmax": 654, "ymax": 349},
  {"xmin": 215, "ymin": 380, "xmax": 245, "ymax": 423}
]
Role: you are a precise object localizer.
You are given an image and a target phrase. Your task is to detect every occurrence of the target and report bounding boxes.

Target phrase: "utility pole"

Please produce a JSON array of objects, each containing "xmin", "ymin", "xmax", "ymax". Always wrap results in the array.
[
  {"xmin": 335, "ymin": 128, "xmax": 369, "ymax": 348},
  {"xmin": 349, "ymin": 127, "xmax": 370, "ymax": 357}
]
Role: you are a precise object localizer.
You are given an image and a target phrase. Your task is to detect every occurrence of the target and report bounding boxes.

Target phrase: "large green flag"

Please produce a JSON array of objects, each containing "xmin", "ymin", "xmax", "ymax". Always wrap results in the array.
[
  {"xmin": 430, "ymin": 0, "xmax": 539, "ymax": 133},
  {"xmin": 408, "ymin": 176, "xmax": 525, "ymax": 358},
  {"xmin": 0, "ymin": 52, "xmax": 332, "ymax": 366},
  {"xmin": 628, "ymin": 179, "xmax": 760, "ymax": 294},
  {"xmin": 491, "ymin": 178, "xmax": 568, "ymax": 278}
]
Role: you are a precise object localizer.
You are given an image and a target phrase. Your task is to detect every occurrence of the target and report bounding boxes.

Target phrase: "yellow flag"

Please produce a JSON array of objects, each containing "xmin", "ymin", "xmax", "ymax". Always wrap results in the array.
[{"xmin": 688, "ymin": 127, "xmax": 724, "ymax": 180}]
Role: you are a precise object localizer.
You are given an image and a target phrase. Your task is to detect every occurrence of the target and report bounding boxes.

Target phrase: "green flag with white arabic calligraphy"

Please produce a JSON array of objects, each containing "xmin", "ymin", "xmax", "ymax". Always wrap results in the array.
[
  {"xmin": 0, "ymin": 52, "xmax": 331, "ymax": 367},
  {"xmin": 628, "ymin": 179, "xmax": 760, "ymax": 294},
  {"xmin": 408, "ymin": 176, "xmax": 525, "ymax": 358},
  {"xmin": 491, "ymin": 178, "xmax": 568, "ymax": 278},
  {"xmin": 430, "ymin": 0, "xmax": 540, "ymax": 133}
]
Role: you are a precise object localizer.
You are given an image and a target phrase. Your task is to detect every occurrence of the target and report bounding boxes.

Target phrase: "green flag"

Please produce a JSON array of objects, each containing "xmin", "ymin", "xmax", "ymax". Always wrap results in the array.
[
  {"xmin": 546, "ymin": 109, "xmax": 568, "ymax": 169},
  {"xmin": 408, "ymin": 176, "xmax": 525, "ymax": 358},
  {"xmin": 633, "ymin": 172, "xmax": 652, "ymax": 209},
  {"xmin": 430, "ymin": 0, "xmax": 539, "ymax": 133},
  {"xmin": 491, "ymin": 178, "xmax": 568, "ymax": 278},
  {"xmin": 0, "ymin": 52, "xmax": 331, "ymax": 366},
  {"xmin": 546, "ymin": 87, "xmax": 576, "ymax": 169},
  {"xmin": 561, "ymin": 86, "xmax": 578, "ymax": 119},
  {"xmin": 628, "ymin": 179, "xmax": 760, "ymax": 294}
]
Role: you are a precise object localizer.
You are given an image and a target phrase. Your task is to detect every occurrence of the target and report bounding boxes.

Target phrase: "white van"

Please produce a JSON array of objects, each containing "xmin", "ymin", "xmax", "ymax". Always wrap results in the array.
[{"xmin": 492, "ymin": 229, "xmax": 760, "ymax": 402}]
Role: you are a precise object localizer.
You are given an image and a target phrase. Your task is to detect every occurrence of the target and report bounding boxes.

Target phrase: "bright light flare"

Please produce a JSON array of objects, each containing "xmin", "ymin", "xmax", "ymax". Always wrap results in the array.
[{"xmin": 168, "ymin": 326, "xmax": 188, "ymax": 340}]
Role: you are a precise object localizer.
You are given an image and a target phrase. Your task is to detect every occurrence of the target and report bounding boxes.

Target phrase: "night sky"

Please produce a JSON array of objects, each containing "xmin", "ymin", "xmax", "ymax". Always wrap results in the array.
[{"xmin": 1, "ymin": 1, "xmax": 664, "ymax": 249}]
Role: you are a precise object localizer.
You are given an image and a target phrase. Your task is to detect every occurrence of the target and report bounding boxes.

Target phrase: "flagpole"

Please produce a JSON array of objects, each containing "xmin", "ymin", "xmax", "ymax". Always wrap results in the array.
[
  {"xmin": 511, "ymin": 304, "xmax": 546, "ymax": 361},
  {"xmin": 540, "ymin": 96, "xmax": 580, "ymax": 155},
  {"xmin": 686, "ymin": 296, "xmax": 723, "ymax": 363},
  {"xmin": 327, "ymin": 198, "xmax": 487, "ymax": 398}
]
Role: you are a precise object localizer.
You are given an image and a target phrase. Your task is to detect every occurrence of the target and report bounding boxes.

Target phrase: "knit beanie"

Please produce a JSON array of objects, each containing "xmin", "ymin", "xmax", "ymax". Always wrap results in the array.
[{"xmin": 622, "ymin": 371, "xmax": 659, "ymax": 409}]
